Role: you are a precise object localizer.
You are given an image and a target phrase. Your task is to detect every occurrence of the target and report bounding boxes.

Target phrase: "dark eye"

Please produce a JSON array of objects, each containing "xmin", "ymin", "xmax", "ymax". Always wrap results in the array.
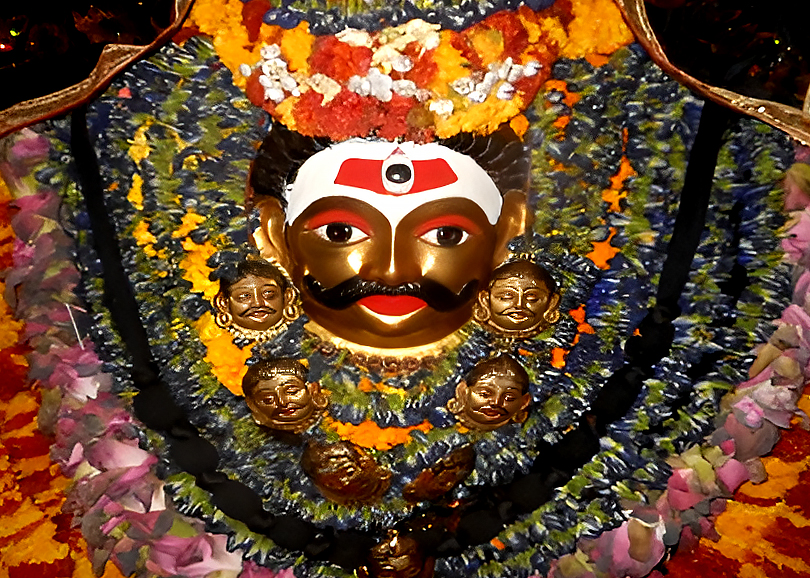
[
  {"xmin": 314, "ymin": 223, "xmax": 369, "ymax": 244},
  {"xmin": 421, "ymin": 226, "xmax": 469, "ymax": 247}
]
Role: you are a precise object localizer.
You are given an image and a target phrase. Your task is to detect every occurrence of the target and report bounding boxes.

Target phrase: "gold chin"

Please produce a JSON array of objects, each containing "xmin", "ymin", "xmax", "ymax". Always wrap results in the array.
[{"xmin": 304, "ymin": 320, "xmax": 466, "ymax": 359}]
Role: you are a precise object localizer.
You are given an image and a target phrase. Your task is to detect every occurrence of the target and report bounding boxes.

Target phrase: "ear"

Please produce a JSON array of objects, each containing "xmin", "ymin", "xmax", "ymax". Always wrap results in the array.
[
  {"xmin": 309, "ymin": 381, "xmax": 329, "ymax": 409},
  {"xmin": 473, "ymin": 289, "xmax": 490, "ymax": 322},
  {"xmin": 519, "ymin": 392, "xmax": 531, "ymax": 411},
  {"xmin": 447, "ymin": 381, "xmax": 468, "ymax": 414},
  {"xmin": 252, "ymin": 197, "xmax": 292, "ymax": 272},
  {"xmin": 493, "ymin": 190, "xmax": 528, "ymax": 267},
  {"xmin": 547, "ymin": 292, "xmax": 561, "ymax": 313}
]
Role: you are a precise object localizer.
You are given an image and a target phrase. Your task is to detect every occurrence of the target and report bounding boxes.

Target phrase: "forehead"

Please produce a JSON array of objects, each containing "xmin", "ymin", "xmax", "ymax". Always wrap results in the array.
[
  {"xmin": 470, "ymin": 375, "xmax": 523, "ymax": 390},
  {"xmin": 255, "ymin": 374, "xmax": 304, "ymax": 387},
  {"xmin": 286, "ymin": 140, "xmax": 502, "ymax": 227},
  {"xmin": 491, "ymin": 275, "xmax": 546, "ymax": 290},
  {"xmin": 230, "ymin": 274, "xmax": 280, "ymax": 288}
]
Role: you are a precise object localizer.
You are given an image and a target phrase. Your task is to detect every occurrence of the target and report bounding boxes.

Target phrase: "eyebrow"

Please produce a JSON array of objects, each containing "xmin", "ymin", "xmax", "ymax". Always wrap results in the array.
[
  {"xmin": 413, "ymin": 215, "xmax": 483, "ymax": 237},
  {"xmin": 305, "ymin": 209, "xmax": 372, "ymax": 235}
]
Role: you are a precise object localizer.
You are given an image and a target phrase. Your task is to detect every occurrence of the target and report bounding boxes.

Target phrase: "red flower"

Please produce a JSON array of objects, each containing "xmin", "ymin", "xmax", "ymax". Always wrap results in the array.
[
  {"xmin": 308, "ymin": 37, "xmax": 373, "ymax": 83},
  {"xmin": 481, "ymin": 11, "xmax": 529, "ymax": 57},
  {"xmin": 241, "ymin": 0, "xmax": 271, "ymax": 44},
  {"xmin": 245, "ymin": 69, "xmax": 266, "ymax": 108},
  {"xmin": 402, "ymin": 42, "xmax": 438, "ymax": 87}
]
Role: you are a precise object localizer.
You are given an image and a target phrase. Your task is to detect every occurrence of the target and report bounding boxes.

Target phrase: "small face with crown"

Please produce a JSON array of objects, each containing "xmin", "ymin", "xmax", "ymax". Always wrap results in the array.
[{"xmin": 254, "ymin": 137, "xmax": 527, "ymax": 349}]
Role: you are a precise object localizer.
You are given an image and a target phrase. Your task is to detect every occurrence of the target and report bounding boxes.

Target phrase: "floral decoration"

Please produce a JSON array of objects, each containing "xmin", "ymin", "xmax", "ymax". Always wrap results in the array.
[
  {"xmin": 1, "ymin": 3, "xmax": 809, "ymax": 578},
  {"xmin": 186, "ymin": 0, "xmax": 633, "ymax": 140}
]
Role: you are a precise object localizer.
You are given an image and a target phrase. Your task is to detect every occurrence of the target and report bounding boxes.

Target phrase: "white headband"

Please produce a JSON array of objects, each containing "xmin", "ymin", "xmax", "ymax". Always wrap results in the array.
[{"xmin": 285, "ymin": 140, "xmax": 503, "ymax": 227}]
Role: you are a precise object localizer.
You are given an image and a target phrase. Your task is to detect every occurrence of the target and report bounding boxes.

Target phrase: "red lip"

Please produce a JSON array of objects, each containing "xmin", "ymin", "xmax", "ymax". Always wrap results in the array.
[{"xmin": 358, "ymin": 295, "xmax": 428, "ymax": 316}]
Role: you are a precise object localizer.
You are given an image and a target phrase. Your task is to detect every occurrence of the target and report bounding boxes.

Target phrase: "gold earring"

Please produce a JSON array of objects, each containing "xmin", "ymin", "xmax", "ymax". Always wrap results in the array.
[
  {"xmin": 215, "ymin": 310, "xmax": 233, "ymax": 329},
  {"xmin": 283, "ymin": 302, "xmax": 301, "ymax": 322}
]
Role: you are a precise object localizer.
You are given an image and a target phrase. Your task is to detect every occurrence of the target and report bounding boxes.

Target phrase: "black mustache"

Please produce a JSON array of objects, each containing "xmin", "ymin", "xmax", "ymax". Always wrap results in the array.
[{"xmin": 304, "ymin": 275, "xmax": 479, "ymax": 312}]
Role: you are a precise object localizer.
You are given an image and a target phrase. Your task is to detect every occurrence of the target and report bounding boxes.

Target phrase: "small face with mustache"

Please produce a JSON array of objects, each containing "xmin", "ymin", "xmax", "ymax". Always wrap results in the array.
[
  {"xmin": 475, "ymin": 260, "xmax": 560, "ymax": 339},
  {"xmin": 225, "ymin": 274, "xmax": 285, "ymax": 331}
]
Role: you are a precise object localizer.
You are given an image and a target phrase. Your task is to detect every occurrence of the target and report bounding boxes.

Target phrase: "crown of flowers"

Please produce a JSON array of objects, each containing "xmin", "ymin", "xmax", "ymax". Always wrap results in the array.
[{"xmin": 184, "ymin": 0, "xmax": 634, "ymax": 141}]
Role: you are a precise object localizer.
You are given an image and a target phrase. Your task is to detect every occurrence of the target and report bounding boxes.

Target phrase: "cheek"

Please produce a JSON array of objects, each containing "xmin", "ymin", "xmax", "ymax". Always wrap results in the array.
[
  {"xmin": 467, "ymin": 392, "xmax": 488, "ymax": 408},
  {"xmin": 290, "ymin": 235, "xmax": 365, "ymax": 283},
  {"xmin": 416, "ymin": 242, "xmax": 494, "ymax": 288}
]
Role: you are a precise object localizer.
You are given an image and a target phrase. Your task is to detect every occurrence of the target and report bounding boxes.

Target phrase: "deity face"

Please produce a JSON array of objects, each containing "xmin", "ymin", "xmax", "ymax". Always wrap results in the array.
[
  {"xmin": 255, "ymin": 140, "xmax": 527, "ymax": 349},
  {"xmin": 285, "ymin": 196, "xmax": 497, "ymax": 348},
  {"xmin": 222, "ymin": 274, "xmax": 285, "ymax": 331},
  {"xmin": 475, "ymin": 260, "xmax": 560, "ymax": 338},
  {"xmin": 301, "ymin": 440, "xmax": 392, "ymax": 505}
]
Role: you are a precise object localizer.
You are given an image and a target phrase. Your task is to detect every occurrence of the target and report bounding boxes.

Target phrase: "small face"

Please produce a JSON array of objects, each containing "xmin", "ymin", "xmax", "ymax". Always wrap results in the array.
[
  {"xmin": 402, "ymin": 445, "xmax": 475, "ymax": 502},
  {"xmin": 461, "ymin": 375, "xmax": 529, "ymax": 430},
  {"xmin": 246, "ymin": 374, "xmax": 314, "ymax": 430},
  {"xmin": 488, "ymin": 275, "xmax": 551, "ymax": 332},
  {"xmin": 225, "ymin": 274, "xmax": 285, "ymax": 331},
  {"xmin": 303, "ymin": 441, "xmax": 391, "ymax": 504},
  {"xmin": 367, "ymin": 535, "xmax": 431, "ymax": 578},
  {"xmin": 285, "ymin": 196, "xmax": 497, "ymax": 348}
]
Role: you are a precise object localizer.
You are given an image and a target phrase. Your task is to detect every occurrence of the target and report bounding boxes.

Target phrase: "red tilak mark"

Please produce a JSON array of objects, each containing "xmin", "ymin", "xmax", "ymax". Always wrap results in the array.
[
  {"xmin": 334, "ymin": 158, "xmax": 458, "ymax": 194},
  {"xmin": 413, "ymin": 215, "xmax": 482, "ymax": 237},
  {"xmin": 358, "ymin": 295, "xmax": 428, "ymax": 316},
  {"xmin": 305, "ymin": 209, "xmax": 372, "ymax": 235}
]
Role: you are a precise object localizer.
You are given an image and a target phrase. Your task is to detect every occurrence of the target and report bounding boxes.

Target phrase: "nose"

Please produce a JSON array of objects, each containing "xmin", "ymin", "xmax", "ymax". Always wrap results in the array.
[
  {"xmin": 363, "ymin": 230, "xmax": 420, "ymax": 286},
  {"xmin": 246, "ymin": 288, "xmax": 263, "ymax": 307}
]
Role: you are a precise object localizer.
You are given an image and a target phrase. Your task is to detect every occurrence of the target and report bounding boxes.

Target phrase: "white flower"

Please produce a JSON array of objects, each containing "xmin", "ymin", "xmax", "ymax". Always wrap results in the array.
[
  {"xmin": 367, "ymin": 68, "xmax": 393, "ymax": 102},
  {"xmin": 238, "ymin": 64, "xmax": 252, "ymax": 78},
  {"xmin": 497, "ymin": 58, "xmax": 514, "ymax": 80},
  {"xmin": 507, "ymin": 64, "xmax": 524, "ymax": 83},
  {"xmin": 524, "ymin": 60, "xmax": 541, "ymax": 77},
  {"xmin": 393, "ymin": 79, "xmax": 418, "ymax": 97},
  {"xmin": 468, "ymin": 90, "xmax": 487, "ymax": 104},
  {"xmin": 429, "ymin": 99, "xmax": 454, "ymax": 117},
  {"xmin": 348, "ymin": 75, "xmax": 372, "ymax": 97},
  {"xmin": 451, "ymin": 78, "xmax": 475, "ymax": 95},
  {"xmin": 496, "ymin": 82, "xmax": 516, "ymax": 100},
  {"xmin": 260, "ymin": 44, "xmax": 281, "ymax": 60},
  {"xmin": 391, "ymin": 54, "xmax": 414, "ymax": 73},
  {"xmin": 336, "ymin": 27, "xmax": 373, "ymax": 47}
]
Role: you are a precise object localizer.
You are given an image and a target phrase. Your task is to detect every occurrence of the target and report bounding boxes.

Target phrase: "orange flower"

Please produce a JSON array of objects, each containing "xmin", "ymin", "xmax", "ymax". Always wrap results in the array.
[{"xmin": 326, "ymin": 419, "xmax": 433, "ymax": 451}]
